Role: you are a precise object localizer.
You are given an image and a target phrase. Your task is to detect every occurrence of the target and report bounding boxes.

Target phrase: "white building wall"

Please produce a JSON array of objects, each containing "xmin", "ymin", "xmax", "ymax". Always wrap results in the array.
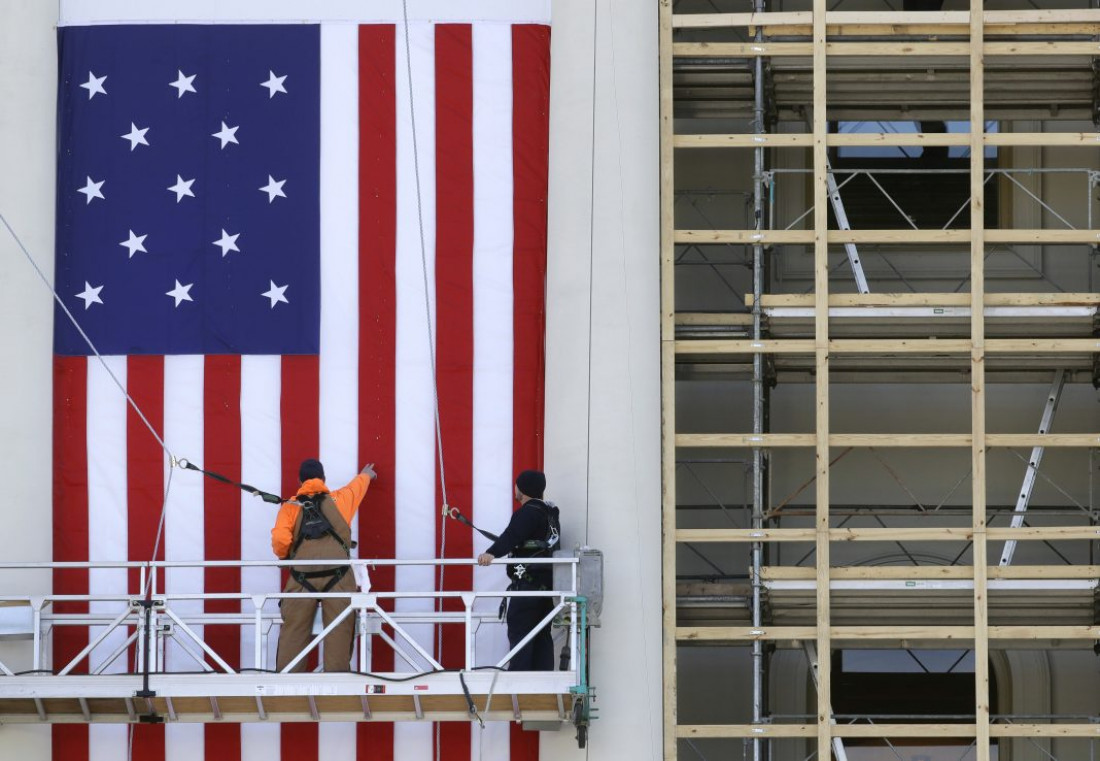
[
  {"xmin": 0, "ymin": 0, "xmax": 662, "ymax": 758},
  {"xmin": 543, "ymin": 0, "xmax": 662, "ymax": 758},
  {"xmin": 0, "ymin": 0, "xmax": 59, "ymax": 757}
]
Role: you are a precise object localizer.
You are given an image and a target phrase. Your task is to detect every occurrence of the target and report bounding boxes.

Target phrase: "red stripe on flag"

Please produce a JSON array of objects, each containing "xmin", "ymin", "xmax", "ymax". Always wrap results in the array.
[
  {"xmin": 511, "ymin": 24, "xmax": 550, "ymax": 473},
  {"xmin": 53, "ymin": 356, "xmax": 89, "ymax": 760},
  {"xmin": 203, "ymin": 355, "xmax": 242, "ymax": 760},
  {"xmin": 357, "ymin": 23, "xmax": 397, "ymax": 761},
  {"xmin": 126, "ymin": 356, "xmax": 165, "ymax": 761},
  {"xmin": 280, "ymin": 355, "xmax": 321, "ymax": 498},
  {"xmin": 510, "ymin": 23, "xmax": 551, "ymax": 761},
  {"xmin": 280, "ymin": 354, "xmax": 321, "ymax": 760},
  {"xmin": 126, "ymin": 356, "xmax": 165, "ymax": 590},
  {"xmin": 434, "ymin": 22, "xmax": 475, "ymax": 761}
]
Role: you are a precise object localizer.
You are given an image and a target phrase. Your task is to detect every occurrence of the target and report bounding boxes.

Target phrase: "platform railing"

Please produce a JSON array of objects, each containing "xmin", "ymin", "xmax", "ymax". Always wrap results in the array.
[{"xmin": 0, "ymin": 557, "xmax": 582, "ymax": 683}]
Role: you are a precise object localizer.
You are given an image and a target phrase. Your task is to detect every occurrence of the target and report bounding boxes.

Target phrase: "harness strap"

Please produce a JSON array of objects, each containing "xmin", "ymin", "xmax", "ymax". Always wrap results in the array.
[
  {"xmin": 287, "ymin": 495, "xmax": 353, "ymax": 594},
  {"xmin": 291, "ymin": 565, "xmax": 349, "ymax": 594},
  {"xmin": 288, "ymin": 518, "xmax": 350, "ymax": 559},
  {"xmin": 288, "ymin": 495, "xmax": 352, "ymax": 559}
]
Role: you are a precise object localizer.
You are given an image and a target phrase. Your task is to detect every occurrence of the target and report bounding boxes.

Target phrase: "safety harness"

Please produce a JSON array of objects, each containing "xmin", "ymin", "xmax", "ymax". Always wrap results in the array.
[
  {"xmin": 287, "ymin": 493, "xmax": 355, "ymax": 593},
  {"xmin": 174, "ymin": 462, "xmax": 356, "ymax": 593},
  {"xmin": 448, "ymin": 500, "xmax": 561, "ymax": 619}
]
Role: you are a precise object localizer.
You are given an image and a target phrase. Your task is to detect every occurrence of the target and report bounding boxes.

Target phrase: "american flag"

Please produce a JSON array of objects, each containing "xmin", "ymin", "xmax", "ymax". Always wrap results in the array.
[{"xmin": 53, "ymin": 14, "xmax": 548, "ymax": 761}]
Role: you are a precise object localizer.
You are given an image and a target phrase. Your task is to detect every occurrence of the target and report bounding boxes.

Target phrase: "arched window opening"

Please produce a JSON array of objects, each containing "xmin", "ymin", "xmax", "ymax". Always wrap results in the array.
[{"xmin": 832, "ymin": 649, "xmax": 999, "ymax": 761}]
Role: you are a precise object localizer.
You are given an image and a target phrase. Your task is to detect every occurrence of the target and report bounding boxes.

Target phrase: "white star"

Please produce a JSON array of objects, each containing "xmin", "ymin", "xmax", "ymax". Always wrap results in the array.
[
  {"xmin": 166, "ymin": 280, "xmax": 194, "ymax": 307},
  {"xmin": 78, "ymin": 176, "xmax": 105, "ymax": 204},
  {"xmin": 119, "ymin": 230, "xmax": 148, "ymax": 258},
  {"xmin": 261, "ymin": 70, "xmax": 288, "ymax": 98},
  {"xmin": 259, "ymin": 175, "xmax": 287, "ymax": 203},
  {"xmin": 170, "ymin": 70, "xmax": 197, "ymax": 98},
  {"xmin": 212, "ymin": 229, "xmax": 240, "ymax": 257},
  {"xmin": 168, "ymin": 174, "xmax": 196, "ymax": 202},
  {"xmin": 261, "ymin": 280, "xmax": 289, "ymax": 308},
  {"xmin": 80, "ymin": 71, "xmax": 107, "ymax": 100},
  {"xmin": 121, "ymin": 123, "xmax": 149, "ymax": 151},
  {"xmin": 76, "ymin": 281, "xmax": 104, "ymax": 310},
  {"xmin": 212, "ymin": 121, "xmax": 239, "ymax": 149}
]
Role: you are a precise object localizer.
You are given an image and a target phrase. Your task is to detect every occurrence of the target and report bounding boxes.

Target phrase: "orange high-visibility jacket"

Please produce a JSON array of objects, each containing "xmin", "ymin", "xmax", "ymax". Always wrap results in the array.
[{"xmin": 270, "ymin": 474, "xmax": 372, "ymax": 559}]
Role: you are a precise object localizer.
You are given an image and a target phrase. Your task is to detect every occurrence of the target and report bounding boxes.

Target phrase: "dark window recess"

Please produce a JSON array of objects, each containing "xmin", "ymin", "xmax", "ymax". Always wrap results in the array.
[
  {"xmin": 832, "ymin": 670, "xmax": 977, "ymax": 719},
  {"xmin": 831, "ymin": 649, "xmax": 994, "ymax": 724},
  {"xmin": 829, "ymin": 121, "xmax": 999, "ymax": 231}
]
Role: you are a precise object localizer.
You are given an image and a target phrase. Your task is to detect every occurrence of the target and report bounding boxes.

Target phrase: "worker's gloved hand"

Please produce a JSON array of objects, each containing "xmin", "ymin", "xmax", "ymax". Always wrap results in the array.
[
  {"xmin": 477, "ymin": 553, "xmax": 495, "ymax": 566},
  {"xmin": 361, "ymin": 462, "xmax": 377, "ymax": 479}
]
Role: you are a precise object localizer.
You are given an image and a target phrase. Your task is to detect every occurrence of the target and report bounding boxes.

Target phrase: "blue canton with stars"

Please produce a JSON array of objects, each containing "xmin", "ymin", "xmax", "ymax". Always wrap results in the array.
[{"xmin": 55, "ymin": 25, "xmax": 321, "ymax": 356}]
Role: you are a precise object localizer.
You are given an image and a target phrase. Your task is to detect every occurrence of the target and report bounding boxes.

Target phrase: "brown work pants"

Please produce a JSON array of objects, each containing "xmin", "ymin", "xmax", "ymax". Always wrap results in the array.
[{"xmin": 275, "ymin": 570, "xmax": 357, "ymax": 673}]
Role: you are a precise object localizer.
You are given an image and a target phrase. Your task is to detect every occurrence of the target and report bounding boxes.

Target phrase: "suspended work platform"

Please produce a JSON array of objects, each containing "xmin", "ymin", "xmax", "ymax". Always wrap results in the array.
[
  {"xmin": 0, "ymin": 556, "xmax": 597, "ymax": 740},
  {"xmin": 0, "ymin": 671, "xmax": 574, "ymax": 724}
]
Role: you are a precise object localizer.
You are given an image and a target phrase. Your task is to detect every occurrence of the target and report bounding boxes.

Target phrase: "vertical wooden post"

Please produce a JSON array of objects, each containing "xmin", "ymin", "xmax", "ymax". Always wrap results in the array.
[
  {"xmin": 812, "ymin": 0, "xmax": 832, "ymax": 759},
  {"xmin": 970, "ymin": 4, "xmax": 991, "ymax": 761},
  {"xmin": 659, "ymin": 0, "xmax": 678, "ymax": 758}
]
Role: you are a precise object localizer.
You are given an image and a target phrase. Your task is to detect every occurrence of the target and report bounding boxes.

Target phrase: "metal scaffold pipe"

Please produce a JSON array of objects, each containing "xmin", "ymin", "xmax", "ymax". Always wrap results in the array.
[{"xmin": 751, "ymin": 0, "xmax": 768, "ymax": 758}]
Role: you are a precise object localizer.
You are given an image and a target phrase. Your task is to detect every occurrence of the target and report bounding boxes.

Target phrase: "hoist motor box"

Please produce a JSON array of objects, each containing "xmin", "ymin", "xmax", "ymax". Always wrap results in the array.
[
  {"xmin": 0, "ymin": 603, "xmax": 34, "ymax": 640},
  {"xmin": 553, "ymin": 546, "xmax": 603, "ymax": 627}
]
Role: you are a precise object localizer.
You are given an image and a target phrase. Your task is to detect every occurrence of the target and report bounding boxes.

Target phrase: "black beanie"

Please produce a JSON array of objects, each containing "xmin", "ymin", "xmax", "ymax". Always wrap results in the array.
[
  {"xmin": 515, "ymin": 469, "xmax": 546, "ymax": 499},
  {"xmin": 299, "ymin": 458, "xmax": 325, "ymax": 482}
]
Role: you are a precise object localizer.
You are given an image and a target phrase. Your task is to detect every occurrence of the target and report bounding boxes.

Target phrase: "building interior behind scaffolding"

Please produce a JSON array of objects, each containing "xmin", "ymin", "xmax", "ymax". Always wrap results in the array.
[{"xmin": 662, "ymin": 0, "xmax": 1100, "ymax": 759}]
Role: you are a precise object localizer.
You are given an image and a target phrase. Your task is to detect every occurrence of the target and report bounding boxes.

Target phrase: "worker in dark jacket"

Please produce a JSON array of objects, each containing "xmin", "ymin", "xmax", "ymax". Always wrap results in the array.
[{"xmin": 477, "ymin": 470, "xmax": 559, "ymax": 671}]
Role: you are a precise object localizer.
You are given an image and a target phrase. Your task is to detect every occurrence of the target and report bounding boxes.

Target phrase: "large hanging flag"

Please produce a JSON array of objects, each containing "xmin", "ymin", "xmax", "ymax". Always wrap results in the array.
[{"xmin": 53, "ymin": 5, "xmax": 549, "ymax": 761}]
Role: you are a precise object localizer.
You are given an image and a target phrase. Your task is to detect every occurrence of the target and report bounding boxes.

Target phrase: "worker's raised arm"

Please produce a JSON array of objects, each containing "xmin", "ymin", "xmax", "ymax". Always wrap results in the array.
[{"xmin": 329, "ymin": 465, "xmax": 375, "ymax": 525}]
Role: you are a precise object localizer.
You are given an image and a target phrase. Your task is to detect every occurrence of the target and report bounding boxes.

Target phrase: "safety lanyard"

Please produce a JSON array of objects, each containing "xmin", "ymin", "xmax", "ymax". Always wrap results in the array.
[
  {"xmin": 177, "ymin": 458, "xmax": 285, "ymax": 504},
  {"xmin": 443, "ymin": 506, "xmax": 500, "ymax": 543}
]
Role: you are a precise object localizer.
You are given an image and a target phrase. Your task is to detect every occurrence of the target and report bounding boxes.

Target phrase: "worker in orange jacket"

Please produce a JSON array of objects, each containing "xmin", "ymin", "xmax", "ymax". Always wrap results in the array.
[{"xmin": 273, "ymin": 458, "xmax": 375, "ymax": 672}]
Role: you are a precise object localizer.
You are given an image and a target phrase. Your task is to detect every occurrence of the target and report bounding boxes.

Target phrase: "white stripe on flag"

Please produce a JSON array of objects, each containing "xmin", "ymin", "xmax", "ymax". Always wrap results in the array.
[
  {"xmin": 394, "ymin": 19, "xmax": 437, "ymax": 761},
  {"xmin": 239, "ymin": 356, "xmax": 282, "ymax": 761},
  {"xmin": 88, "ymin": 725, "xmax": 128, "ymax": 761},
  {"xmin": 319, "ymin": 724, "xmax": 356, "ymax": 761},
  {"xmin": 471, "ymin": 22, "xmax": 514, "ymax": 761},
  {"xmin": 238, "ymin": 358, "xmax": 281, "ymax": 761},
  {"xmin": 163, "ymin": 356, "xmax": 207, "ymax": 761},
  {"xmin": 87, "ymin": 356, "xmax": 128, "ymax": 761},
  {"xmin": 239, "ymin": 356, "xmax": 282, "ymax": 660},
  {"xmin": 319, "ymin": 21, "xmax": 360, "ymax": 496},
  {"xmin": 320, "ymin": 27, "xmax": 362, "ymax": 760}
]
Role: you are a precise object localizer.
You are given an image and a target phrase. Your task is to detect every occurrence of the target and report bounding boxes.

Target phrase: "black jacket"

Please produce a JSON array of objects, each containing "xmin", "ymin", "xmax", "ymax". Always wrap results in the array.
[{"xmin": 486, "ymin": 498, "xmax": 555, "ymax": 586}]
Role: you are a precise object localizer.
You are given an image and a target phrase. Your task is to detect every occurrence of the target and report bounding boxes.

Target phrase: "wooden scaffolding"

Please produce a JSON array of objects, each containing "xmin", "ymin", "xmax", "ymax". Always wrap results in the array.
[{"xmin": 660, "ymin": 3, "xmax": 1100, "ymax": 760}]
